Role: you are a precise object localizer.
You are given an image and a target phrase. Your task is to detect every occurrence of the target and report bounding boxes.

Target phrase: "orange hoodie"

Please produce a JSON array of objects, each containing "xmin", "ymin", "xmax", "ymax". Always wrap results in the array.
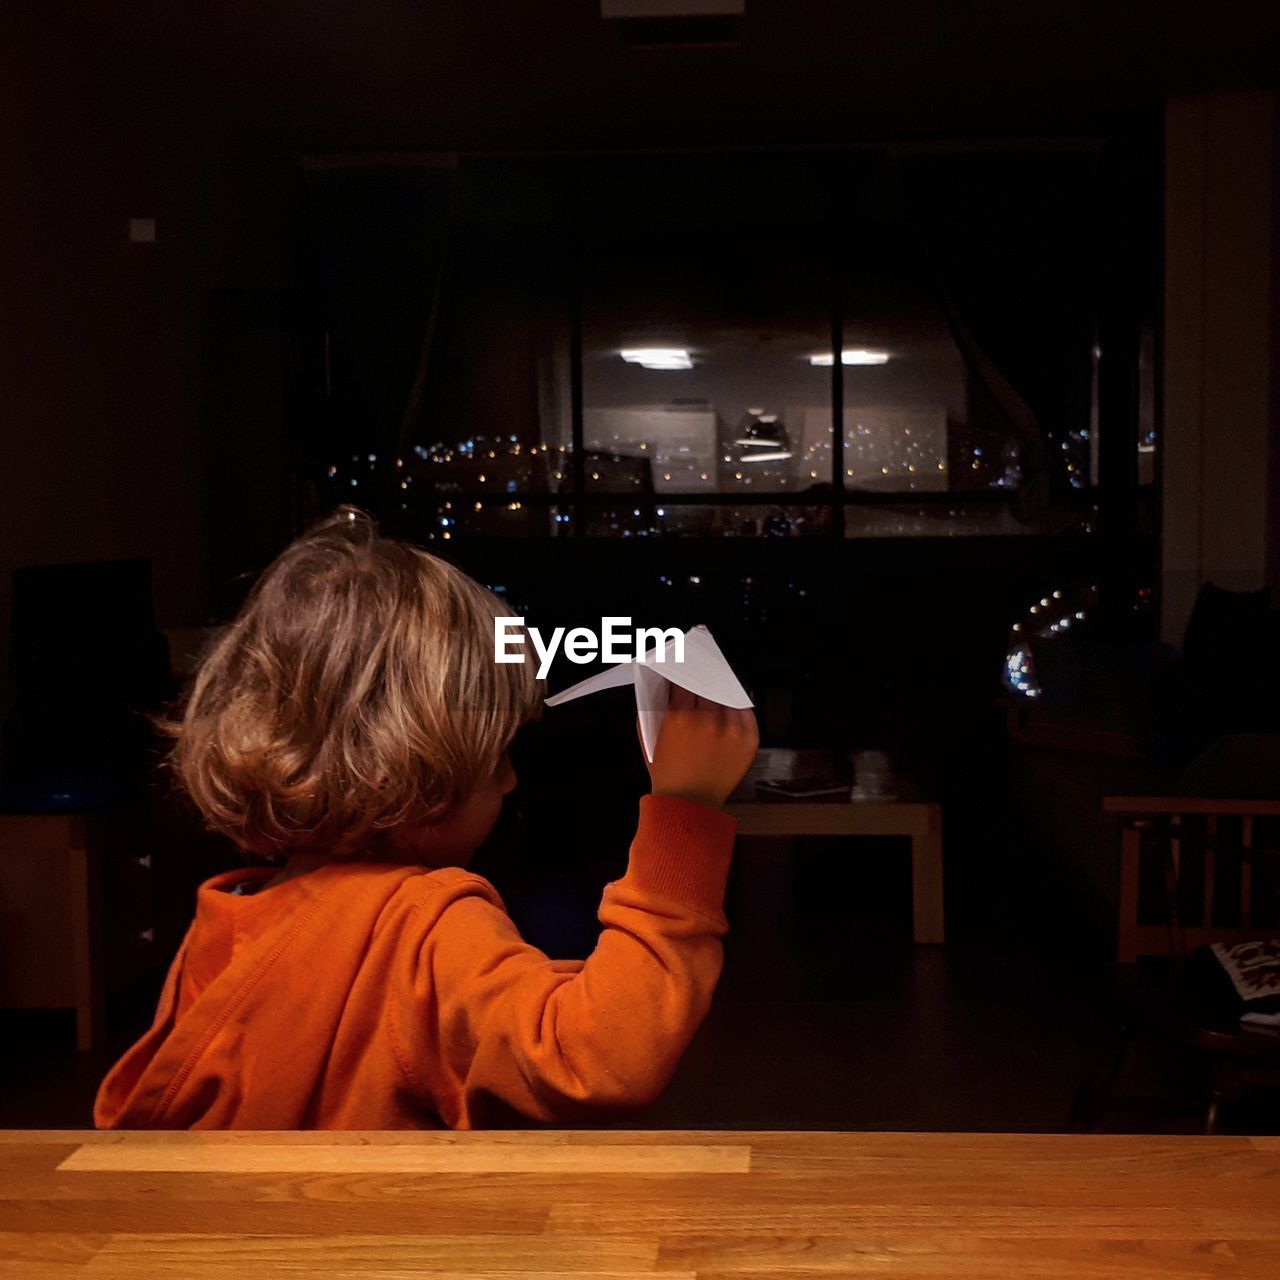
[{"xmin": 94, "ymin": 795, "xmax": 735, "ymax": 1129}]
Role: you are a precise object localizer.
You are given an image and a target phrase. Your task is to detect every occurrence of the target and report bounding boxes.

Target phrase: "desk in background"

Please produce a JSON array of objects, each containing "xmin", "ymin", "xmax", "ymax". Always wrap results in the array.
[{"xmin": 0, "ymin": 812, "xmax": 159, "ymax": 1050}]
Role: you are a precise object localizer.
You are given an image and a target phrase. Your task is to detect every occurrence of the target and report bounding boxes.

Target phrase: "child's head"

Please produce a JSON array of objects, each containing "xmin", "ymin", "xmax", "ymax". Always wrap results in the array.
[{"xmin": 168, "ymin": 507, "xmax": 540, "ymax": 865}]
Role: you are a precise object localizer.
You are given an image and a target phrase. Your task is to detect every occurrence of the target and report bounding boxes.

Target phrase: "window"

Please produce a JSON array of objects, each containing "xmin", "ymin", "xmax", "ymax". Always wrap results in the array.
[{"xmin": 294, "ymin": 145, "xmax": 1151, "ymax": 542}]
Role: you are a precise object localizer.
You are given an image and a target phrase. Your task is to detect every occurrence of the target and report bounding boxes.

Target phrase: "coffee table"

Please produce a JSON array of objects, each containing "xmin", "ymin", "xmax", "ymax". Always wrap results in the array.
[{"xmin": 724, "ymin": 749, "xmax": 944, "ymax": 944}]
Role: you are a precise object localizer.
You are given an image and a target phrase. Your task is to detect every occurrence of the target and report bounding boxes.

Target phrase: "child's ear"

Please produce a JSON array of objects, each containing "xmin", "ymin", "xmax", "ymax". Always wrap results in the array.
[{"xmin": 496, "ymin": 753, "xmax": 518, "ymax": 794}]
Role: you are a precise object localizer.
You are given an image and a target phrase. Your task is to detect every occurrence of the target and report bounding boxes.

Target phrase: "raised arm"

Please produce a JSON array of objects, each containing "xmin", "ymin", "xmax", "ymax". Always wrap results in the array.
[{"xmin": 390, "ymin": 689, "xmax": 758, "ymax": 1127}]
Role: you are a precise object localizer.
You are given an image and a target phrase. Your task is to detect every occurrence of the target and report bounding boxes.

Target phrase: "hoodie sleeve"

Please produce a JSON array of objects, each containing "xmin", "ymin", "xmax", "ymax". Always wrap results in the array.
[{"xmin": 387, "ymin": 794, "xmax": 736, "ymax": 1128}]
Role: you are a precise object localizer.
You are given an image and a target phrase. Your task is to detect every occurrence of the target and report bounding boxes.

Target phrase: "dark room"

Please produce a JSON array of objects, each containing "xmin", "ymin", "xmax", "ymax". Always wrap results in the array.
[{"xmin": 3, "ymin": 2, "xmax": 1280, "ymax": 1276}]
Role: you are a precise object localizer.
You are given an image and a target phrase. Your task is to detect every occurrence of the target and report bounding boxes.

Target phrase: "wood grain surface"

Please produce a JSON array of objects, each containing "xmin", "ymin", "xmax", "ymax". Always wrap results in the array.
[{"xmin": 2, "ymin": 1129, "xmax": 1279, "ymax": 1277}]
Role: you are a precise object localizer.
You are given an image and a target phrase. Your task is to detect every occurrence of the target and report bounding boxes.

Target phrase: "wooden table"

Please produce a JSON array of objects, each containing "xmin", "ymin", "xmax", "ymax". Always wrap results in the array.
[
  {"xmin": 725, "ymin": 751, "xmax": 944, "ymax": 944},
  {"xmin": 4, "ymin": 1129, "xmax": 1279, "ymax": 1277}
]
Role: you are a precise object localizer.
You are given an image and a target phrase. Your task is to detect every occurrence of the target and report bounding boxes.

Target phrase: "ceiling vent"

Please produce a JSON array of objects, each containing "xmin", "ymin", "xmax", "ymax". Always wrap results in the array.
[{"xmin": 601, "ymin": 0, "xmax": 744, "ymax": 48}]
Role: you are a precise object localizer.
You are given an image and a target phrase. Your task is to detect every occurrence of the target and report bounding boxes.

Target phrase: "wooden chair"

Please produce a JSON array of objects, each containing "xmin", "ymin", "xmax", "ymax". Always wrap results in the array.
[
  {"xmin": 1108, "ymin": 796, "xmax": 1280, "ymax": 964},
  {"xmin": 1073, "ymin": 796, "xmax": 1280, "ymax": 1133}
]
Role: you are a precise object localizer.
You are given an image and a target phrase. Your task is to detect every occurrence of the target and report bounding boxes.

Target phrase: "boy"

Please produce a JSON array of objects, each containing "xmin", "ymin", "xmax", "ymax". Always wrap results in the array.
[{"xmin": 95, "ymin": 508, "xmax": 758, "ymax": 1128}]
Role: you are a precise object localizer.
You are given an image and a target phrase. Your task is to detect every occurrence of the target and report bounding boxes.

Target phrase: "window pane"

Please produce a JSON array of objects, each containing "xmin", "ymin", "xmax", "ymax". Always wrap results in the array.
[
  {"xmin": 400, "ymin": 159, "xmax": 574, "ymax": 533},
  {"xmin": 579, "ymin": 154, "xmax": 834, "ymax": 520},
  {"xmin": 295, "ymin": 148, "xmax": 1130, "ymax": 546},
  {"xmin": 839, "ymin": 150, "xmax": 1103, "ymax": 535}
]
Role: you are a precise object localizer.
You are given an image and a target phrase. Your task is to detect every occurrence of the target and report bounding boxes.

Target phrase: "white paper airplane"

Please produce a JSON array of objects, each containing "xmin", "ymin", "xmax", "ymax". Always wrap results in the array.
[{"xmin": 544, "ymin": 625, "xmax": 753, "ymax": 763}]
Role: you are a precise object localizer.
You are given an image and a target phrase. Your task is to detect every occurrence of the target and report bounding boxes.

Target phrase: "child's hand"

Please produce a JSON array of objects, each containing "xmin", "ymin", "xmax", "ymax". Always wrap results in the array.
[{"xmin": 644, "ymin": 685, "xmax": 759, "ymax": 809}]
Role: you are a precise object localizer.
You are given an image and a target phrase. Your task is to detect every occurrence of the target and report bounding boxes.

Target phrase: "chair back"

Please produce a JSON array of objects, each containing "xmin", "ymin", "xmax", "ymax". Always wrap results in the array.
[{"xmin": 1104, "ymin": 797, "xmax": 1280, "ymax": 963}]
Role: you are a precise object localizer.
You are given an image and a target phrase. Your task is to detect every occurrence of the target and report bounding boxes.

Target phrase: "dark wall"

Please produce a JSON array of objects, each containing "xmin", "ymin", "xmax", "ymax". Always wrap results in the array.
[
  {"xmin": 2, "ymin": 2, "xmax": 1278, "ymax": 767},
  {"xmin": 0, "ymin": 13, "xmax": 294, "ymax": 766}
]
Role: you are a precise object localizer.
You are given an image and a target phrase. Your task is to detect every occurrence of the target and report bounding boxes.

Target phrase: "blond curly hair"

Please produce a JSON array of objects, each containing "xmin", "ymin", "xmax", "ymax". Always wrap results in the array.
[{"xmin": 164, "ymin": 508, "xmax": 540, "ymax": 860}]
